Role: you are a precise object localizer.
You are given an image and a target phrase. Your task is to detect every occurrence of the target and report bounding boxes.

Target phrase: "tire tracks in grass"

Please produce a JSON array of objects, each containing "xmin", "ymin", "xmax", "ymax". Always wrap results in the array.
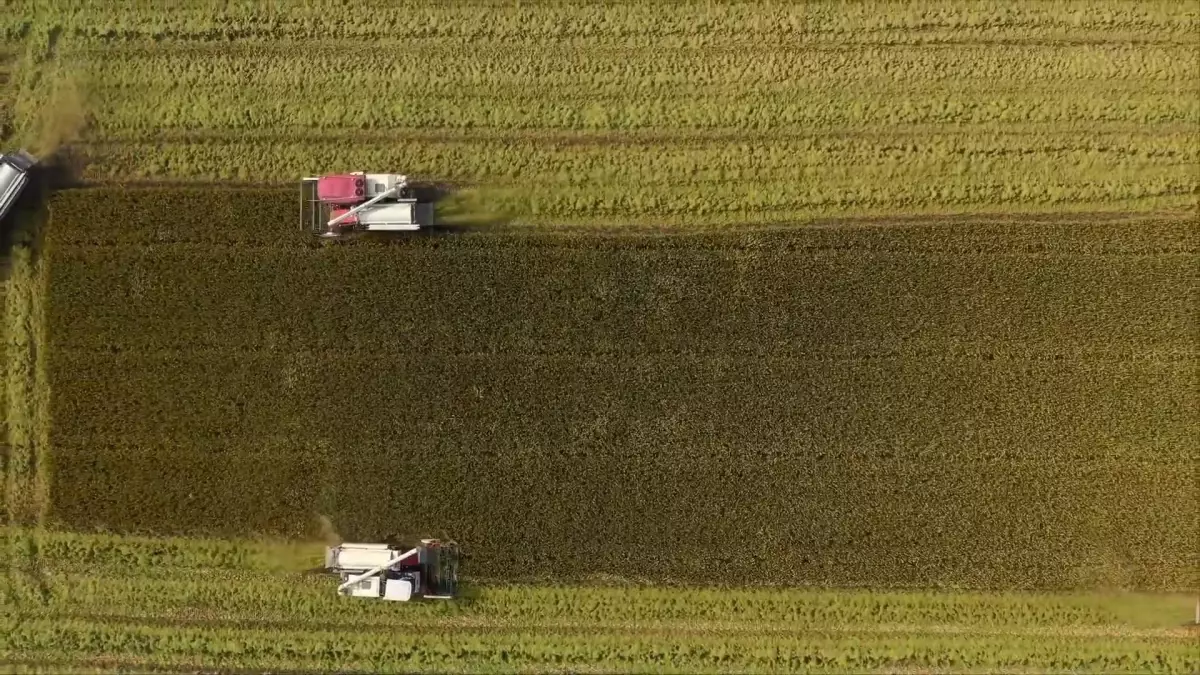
[
  {"xmin": 28, "ymin": 609, "xmax": 1200, "ymax": 641},
  {"xmin": 9, "ymin": 18, "xmax": 88, "ymax": 160},
  {"xmin": 0, "ymin": 49, "xmax": 18, "ymax": 144},
  {"xmin": 1, "ymin": 206, "xmax": 52, "ymax": 610},
  {"xmin": 73, "ymin": 122, "xmax": 1200, "ymax": 148}
]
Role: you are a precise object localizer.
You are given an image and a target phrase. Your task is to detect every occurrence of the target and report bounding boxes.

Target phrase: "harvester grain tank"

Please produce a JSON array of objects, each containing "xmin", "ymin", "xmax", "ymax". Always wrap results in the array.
[
  {"xmin": 0, "ymin": 150, "xmax": 36, "ymax": 223},
  {"xmin": 301, "ymin": 171, "xmax": 434, "ymax": 238},
  {"xmin": 325, "ymin": 540, "xmax": 459, "ymax": 601}
]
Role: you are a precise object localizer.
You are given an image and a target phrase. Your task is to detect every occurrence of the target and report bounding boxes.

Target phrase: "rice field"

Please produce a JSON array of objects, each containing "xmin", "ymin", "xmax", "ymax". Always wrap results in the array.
[
  {"xmin": 1, "ymin": 529, "xmax": 1197, "ymax": 673},
  {"xmin": 3, "ymin": 1, "xmax": 1198, "ymax": 225},
  {"xmin": 38, "ymin": 187, "xmax": 1199, "ymax": 592},
  {"xmin": 2, "ymin": 0, "xmax": 1199, "ymax": 672}
]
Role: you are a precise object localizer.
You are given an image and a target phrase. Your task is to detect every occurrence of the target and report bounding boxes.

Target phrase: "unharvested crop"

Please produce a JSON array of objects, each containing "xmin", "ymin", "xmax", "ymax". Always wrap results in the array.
[
  {"xmin": 42, "ymin": 188, "xmax": 1199, "ymax": 590},
  {"xmin": 4, "ymin": 2, "xmax": 1199, "ymax": 671}
]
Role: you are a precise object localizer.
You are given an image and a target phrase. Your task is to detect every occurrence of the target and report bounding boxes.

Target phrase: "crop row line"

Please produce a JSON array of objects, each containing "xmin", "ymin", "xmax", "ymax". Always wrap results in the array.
[
  {"xmin": 27, "ymin": 608, "xmax": 1200, "ymax": 641},
  {"xmin": 49, "ymin": 239, "xmax": 1200, "ymax": 256},
  {"xmin": 5, "ymin": 614, "xmax": 1197, "ymax": 674},
  {"xmin": 49, "ymin": 343, "xmax": 1199, "ymax": 362},
  {"xmin": 46, "ymin": 439, "xmax": 1196, "ymax": 464},
  {"xmin": 81, "ymin": 124, "xmax": 1200, "ymax": 144}
]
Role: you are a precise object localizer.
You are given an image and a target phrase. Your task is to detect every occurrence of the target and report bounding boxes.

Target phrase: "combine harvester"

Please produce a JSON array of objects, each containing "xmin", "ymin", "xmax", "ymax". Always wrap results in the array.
[
  {"xmin": 0, "ymin": 149, "xmax": 36, "ymax": 222},
  {"xmin": 301, "ymin": 170, "xmax": 461, "ymax": 602},
  {"xmin": 325, "ymin": 539, "xmax": 459, "ymax": 601},
  {"xmin": 301, "ymin": 171, "xmax": 434, "ymax": 238}
]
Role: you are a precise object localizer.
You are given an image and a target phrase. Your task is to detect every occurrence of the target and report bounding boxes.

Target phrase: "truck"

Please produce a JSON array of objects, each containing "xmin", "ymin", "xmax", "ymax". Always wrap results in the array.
[{"xmin": 0, "ymin": 150, "xmax": 36, "ymax": 223}]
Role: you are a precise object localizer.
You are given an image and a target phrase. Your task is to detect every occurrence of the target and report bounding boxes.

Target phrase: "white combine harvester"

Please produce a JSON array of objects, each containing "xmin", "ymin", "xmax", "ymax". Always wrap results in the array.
[
  {"xmin": 301, "ymin": 171, "xmax": 434, "ymax": 238},
  {"xmin": 325, "ymin": 539, "xmax": 459, "ymax": 601},
  {"xmin": 0, "ymin": 149, "xmax": 36, "ymax": 222}
]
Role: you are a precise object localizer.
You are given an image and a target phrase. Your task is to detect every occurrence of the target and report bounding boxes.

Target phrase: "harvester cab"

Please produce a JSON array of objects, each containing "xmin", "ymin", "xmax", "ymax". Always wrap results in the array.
[
  {"xmin": 325, "ymin": 539, "xmax": 459, "ymax": 601},
  {"xmin": 301, "ymin": 171, "xmax": 434, "ymax": 238}
]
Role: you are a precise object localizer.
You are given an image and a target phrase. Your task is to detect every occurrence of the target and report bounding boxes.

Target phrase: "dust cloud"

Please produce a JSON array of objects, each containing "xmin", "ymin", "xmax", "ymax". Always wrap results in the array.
[
  {"xmin": 436, "ymin": 186, "xmax": 519, "ymax": 227},
  {"xmin": 315, "ymin": 513, "xmax": 343, "ymax": 546},
  {"xmin": 248, "ymin": 514, "xmax": 344, "ymax": 574},
  {"xmin": 24, "ymin": 76, "xmax": 87, "ymax": 158}
]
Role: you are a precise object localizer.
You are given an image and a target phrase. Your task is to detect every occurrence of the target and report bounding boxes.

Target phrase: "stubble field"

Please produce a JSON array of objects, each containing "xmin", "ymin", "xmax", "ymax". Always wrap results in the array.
[
  {"xmin": 2, "ymin": 1, "xmax": 1198, "ymax": 226},
  {"xmin": 2, "ymin": 0, "xmax": 1199, "ymax": 672}
]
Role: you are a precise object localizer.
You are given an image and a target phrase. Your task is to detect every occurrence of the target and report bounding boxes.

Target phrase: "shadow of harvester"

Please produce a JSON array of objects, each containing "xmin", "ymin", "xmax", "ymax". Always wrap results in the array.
[{"xmin": 0, "ymin": 148, "xmax": 89, "ymax": 278}]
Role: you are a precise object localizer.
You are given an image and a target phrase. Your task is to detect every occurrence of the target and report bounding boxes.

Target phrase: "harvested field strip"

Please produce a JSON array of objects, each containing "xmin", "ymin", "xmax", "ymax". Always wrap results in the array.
[
  {"xmin": 7, "ymin": 620, "xmax": 1195, "ymax": 675},
  {"xmin": 72, "ymin": 131, "xmax": 1200, "ymax": 179},
  {"xmin": 41, "ymin": 188, "xmax": 1199, "ymax": 589},
  {"xmin": 29, "ymin": 578, "xmax": 1198, "ymax": 636},
  {"xmin": 54, "ymin": 171, "xmax": 1200, "ymax": 228},
  {"xmin": 26, "ymin": 1, "xmax": 1197, "ymax": 222},
  {"xmin": 14, "ymin": 530, "xmax": 1200, "ymax": 628},
  {"xmin": 79, "ymin": 123, "xmax": 1200, "ymax": 144},
  {"xmin": 79, "ymin": 89, "xmax": 1200, "ymax": 132},
  {"xmin": 1, "ymin": 208, "xmax": 51, "ymax": 607},
  {"xmin": 2, "ymin": 528, "xmax": 1197, "ymax": 674},
  {"xmin": 78, "ymin": 44, "xmax": 1199, "ymax": 90},
  {"xmin": 33, "ymin": 1, "xmax": 1200, "ymax": 45}
]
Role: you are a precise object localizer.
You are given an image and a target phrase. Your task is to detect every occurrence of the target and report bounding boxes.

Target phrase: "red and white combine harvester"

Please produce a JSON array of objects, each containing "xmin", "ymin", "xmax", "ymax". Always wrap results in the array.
[
  {"xmin": 324, "ymin": 539, "xmax": 459, "ymax": 602},
  {"xmin": 301, "ymin": 171, "xmax": 434, "ymax": 238}
]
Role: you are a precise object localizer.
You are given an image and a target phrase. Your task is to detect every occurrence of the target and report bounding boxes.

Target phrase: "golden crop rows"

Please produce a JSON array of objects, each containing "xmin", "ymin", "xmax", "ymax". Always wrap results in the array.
[{"xmin": 4, "ymin": 0, "xmax": 1195, "ymax": 224}]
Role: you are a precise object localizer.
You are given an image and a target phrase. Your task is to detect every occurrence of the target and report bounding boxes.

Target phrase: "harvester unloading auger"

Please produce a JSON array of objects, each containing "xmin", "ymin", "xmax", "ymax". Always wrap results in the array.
[
  {"xmin": 324, "ymin": 540, "xmax": 460, "ymax": 602},
  {"xmin": 301, "ymin": 171, "xmax": 434, "ymax": 238}
]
